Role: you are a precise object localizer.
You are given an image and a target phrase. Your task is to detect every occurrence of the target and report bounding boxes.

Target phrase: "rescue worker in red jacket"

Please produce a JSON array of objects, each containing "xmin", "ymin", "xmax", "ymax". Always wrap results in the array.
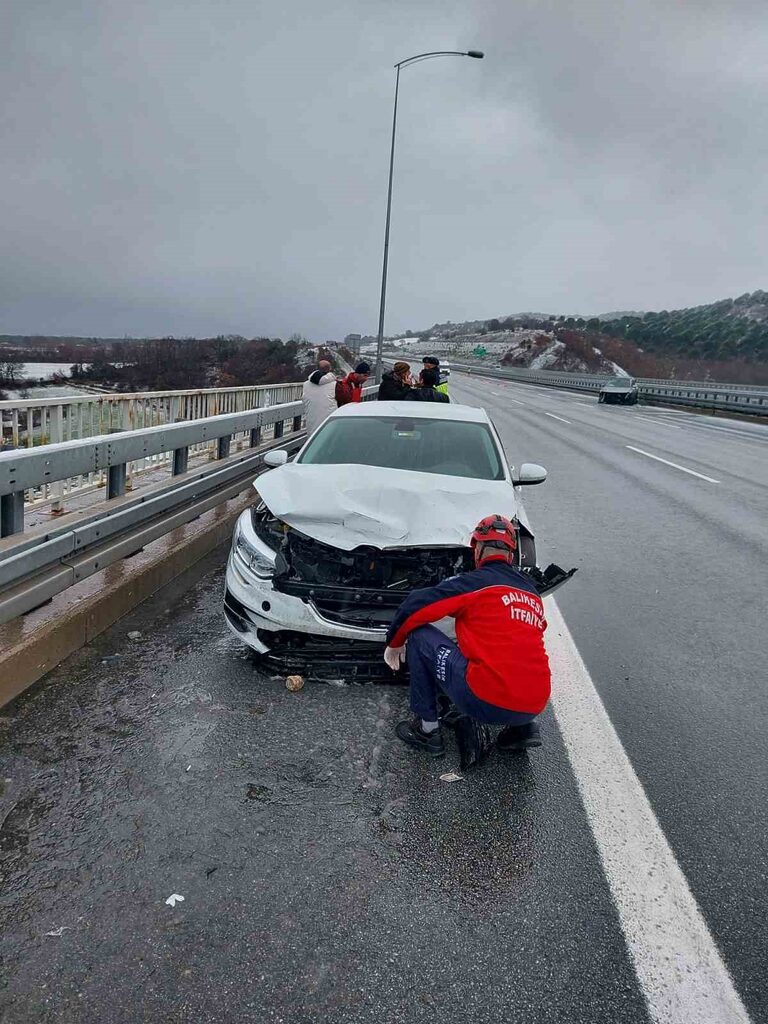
[
  {"xmin": 384, "ymin": 515, "xmax": 550, "ymax": 756},
  {"xmin": 335, "ymin": 362, "xmax": 370, "ymax": 406}
]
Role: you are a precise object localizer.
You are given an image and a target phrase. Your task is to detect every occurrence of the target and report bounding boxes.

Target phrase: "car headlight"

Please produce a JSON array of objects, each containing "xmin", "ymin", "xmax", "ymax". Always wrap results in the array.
[{"xmin": 233, "ymin": 521, "xmax": 276, "ymax": 579}]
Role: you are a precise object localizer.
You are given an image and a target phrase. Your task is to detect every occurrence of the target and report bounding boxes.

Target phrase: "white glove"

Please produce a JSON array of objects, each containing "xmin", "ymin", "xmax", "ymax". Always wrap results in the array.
[{"xmin": 384, "ymin": 645, "xmax": 406, "ymax": 671}]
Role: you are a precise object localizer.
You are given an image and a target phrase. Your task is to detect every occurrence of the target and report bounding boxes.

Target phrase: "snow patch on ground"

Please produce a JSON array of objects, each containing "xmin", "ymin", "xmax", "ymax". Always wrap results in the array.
[{"xmin": 530, "ymin": 341, "xmax": 565, "ymax": 370}]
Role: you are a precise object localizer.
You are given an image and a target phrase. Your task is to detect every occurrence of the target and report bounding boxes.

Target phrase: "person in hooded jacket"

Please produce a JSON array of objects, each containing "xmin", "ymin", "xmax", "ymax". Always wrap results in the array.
[
  {"xmin": 377, "ymin": 361, "xmax": 412, "ymax": 401},
  {"xmin": 302, "ymin": 360, "xmax": 337, "ymax": 436},
  {"xmin": 404, "ymin": 367, "xmax": 449, "ymax": 403},
  {"xmin": 335, "ymin": 362, "xmax": 371, "ymax": 406}
]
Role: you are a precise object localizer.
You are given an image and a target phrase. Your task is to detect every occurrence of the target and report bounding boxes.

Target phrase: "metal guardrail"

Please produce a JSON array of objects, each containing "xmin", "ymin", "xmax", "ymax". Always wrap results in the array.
[
  {"xmin": 444, "ymin": 362, "xmax": 768, "ymax": 415},
  {"xmin": 0, "ymin": 385, "xmax": 378, "ymax": 623},
  {"xmin": 0, "ymin": 397, "xmax": 305, "ymax": 537},
  {"xmin": 0, "ymin": 399, "xmax": 306, "ymax": 622},
  {"xmin": 0, "ymin": 381, "xmax": 303, "ymax": 510}
]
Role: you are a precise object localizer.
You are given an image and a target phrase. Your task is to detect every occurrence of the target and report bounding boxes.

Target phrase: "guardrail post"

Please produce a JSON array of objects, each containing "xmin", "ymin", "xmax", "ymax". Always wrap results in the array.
[
  {"xmin": 274, "ymin": 420, "xmax": 284, "ymax": 439},
  {"xmin": 122, "ymin": 401, "xmax": 135, "ymax": 490},
  {"xmin": 50, "ymin": 404, "xmax": 65, "ymax": 515},
  {"xmin": 292, "ymin": 414, "xmax": 302, "ymax": 432},
  {"xmin": 107, "ymin": 463, "xmax": 127, "ymax": 499},
  {"xmin": 217, "ymin": 435, "xmax": 231, "ymax": 459},
  {"xmin": 250, "ymin": 426, "xmax": 261, "ymax": 448},
  {"xmin": 173, "ymin": 446, "xmax": 189, "ymax": 475},
  {"xmin": 1, "ymin": 491, "xmax": 25, "ymax": 536}
]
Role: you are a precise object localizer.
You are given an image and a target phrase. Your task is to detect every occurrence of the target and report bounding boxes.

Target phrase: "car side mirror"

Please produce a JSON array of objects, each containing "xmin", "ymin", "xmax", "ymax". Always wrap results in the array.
[
  {"xmin": 263, "ymin": 449, "xmax": 288, "ymax": 467},
  {"xmin": 515, "ymin": 463, "xmax": 547, "ymax": 486}
]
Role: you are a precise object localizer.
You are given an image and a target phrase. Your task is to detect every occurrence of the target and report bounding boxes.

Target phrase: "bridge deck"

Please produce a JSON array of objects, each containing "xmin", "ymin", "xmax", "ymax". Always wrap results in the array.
[{"xmin": 2, "ymin": 375, "xmax": 766, "ymax": 1023}]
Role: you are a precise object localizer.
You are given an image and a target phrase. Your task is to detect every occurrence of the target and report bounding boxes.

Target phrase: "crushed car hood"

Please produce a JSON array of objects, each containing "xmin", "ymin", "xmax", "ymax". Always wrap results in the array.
[{"xmin": 255, "ymin": 463, "xmax": 517, "ymax": 551}]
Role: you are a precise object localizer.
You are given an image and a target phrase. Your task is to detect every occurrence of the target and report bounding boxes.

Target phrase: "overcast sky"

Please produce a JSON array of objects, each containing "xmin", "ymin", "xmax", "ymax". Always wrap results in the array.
[{"xmin": 2, "ymin": 0, "xmax": 767, "ymax": 340}]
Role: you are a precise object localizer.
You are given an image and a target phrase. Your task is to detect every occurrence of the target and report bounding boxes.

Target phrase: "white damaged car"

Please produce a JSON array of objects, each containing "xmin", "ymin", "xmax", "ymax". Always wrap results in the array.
[{"xmin": 224, "ymin": 401, "xmax": 574, "ymax": 678}]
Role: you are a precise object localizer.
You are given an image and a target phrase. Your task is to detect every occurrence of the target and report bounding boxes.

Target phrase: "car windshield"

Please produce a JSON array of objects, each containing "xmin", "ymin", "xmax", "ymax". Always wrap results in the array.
[
  {"xmin": 607, "ymin": 376, "xmax": 634, "ymax": 385},
  {"xmin": 298, "ymin": 415, "xmax": 505, "ymax": 480}
]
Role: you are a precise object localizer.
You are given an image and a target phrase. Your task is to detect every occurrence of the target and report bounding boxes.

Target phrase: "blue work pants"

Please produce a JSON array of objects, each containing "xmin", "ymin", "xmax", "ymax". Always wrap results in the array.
[{"xmin": 406, "ymin": 624, "xmax": 538, "ymax": 726}]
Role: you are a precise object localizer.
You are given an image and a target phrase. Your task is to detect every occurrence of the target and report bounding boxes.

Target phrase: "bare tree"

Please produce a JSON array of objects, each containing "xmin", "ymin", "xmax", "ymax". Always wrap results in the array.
[{"xmin": 0, "ymin": 360, "xmax": 22, "ymax": 387}]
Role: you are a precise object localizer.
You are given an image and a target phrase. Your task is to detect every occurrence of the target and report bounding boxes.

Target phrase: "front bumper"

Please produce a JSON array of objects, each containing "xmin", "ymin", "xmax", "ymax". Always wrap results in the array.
[
  {"xmin": 600, "ymin": 390, "xmax": 638, "ymax": 404},
  {"xmin": 224, "ymin": 519, "xmax": 576, "ymax": 680},
  {"xmin": 224, "ymin": 553, "xmax": 395, "ymax": 679}
]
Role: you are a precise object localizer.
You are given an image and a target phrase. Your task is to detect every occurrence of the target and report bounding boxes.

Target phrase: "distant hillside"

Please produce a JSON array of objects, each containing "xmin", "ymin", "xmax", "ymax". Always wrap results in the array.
[
  {"xmin": 596, "ymin": 291, "xmax": 768, "ymax": 362},
  {"xmin": 401, "ymin": 291, "xmax": 768, "ymax": 383}
]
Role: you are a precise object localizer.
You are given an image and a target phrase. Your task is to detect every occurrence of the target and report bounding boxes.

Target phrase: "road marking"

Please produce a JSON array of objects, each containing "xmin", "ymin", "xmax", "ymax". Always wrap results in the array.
[
  {"xmin": 544, "ymin": 412, "xmax": 571, "ymax": 424},
  {"xmin": 625, "ymin": 445, "xmax": 720, "ymax": 483},
  {"xmin": 635, "ymin": 414, "xmax": 681, "ymax": 429},
  {"xmin": 514, "ymin": 502, "xmax": 752, "ymax": 1023},
  {"xmin": 545, "ymin": 598, "xmax": 752, "ymax": 1024},
  {"xmin": 507, "ymin": 398, "xmax": 527, "ymax": 406}
]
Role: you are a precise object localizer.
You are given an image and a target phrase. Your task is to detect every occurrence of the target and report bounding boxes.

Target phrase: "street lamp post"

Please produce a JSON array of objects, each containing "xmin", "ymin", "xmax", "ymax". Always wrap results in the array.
[{"xmin": 374, "ymin": 50, "xmax": 484, "ymax": 382}]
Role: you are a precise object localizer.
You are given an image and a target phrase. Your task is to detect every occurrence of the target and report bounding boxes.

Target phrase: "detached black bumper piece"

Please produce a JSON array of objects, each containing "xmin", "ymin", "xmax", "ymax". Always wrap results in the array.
[
  {"xmin": 254, "ymin": 629, "xmax": 401, "ymax": 683},
  {"xmin": 522, "ymin": 563, "xmax": 578, "ymax": 596}
]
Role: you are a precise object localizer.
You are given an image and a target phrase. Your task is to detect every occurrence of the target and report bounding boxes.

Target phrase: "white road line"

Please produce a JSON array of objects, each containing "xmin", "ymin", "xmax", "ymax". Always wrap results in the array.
[
  {"xmin": 625, "ymin": 445, "xmax": 720, "ymax": 483},
  {"xmin": 544, "ymin": 412, "xmax": 571, "ymax": 424},
  {"xmin": 635, "ymin": 414, "xmax": 681, "ymax": 429},
  {"xmin": 545, "ymin": 599, "xmax": 752, "ymax": 1024},
  {"xmin": 507, "ymin": 398, "xmax": 527, "ymax": 406}
]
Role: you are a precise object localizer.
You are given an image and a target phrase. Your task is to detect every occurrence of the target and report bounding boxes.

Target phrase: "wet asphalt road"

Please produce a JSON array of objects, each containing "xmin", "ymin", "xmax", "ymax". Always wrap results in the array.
[
  {"xmin": 1, "ymin": 549, "xmax": 647, "ymax": 1024},
  {"xmin": 455, "ymin": 373, "xmax": 768, "ymax": 1021},
  {"xmin": 1, "ymin": 375, "xmax": 766, "ymax": 1023}
]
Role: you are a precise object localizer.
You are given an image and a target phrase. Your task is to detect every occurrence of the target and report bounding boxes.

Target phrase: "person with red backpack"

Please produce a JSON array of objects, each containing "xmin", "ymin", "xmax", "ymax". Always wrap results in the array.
[
  {"xmin": 335, "ymin": 362, "xmax": 370, "ymax": 406},
  {"xmin": 384, "ymin": 515, "xmax": 550, "ymax": 757}
]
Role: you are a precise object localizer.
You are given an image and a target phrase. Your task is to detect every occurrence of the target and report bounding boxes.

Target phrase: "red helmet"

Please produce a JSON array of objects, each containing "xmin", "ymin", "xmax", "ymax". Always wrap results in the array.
[{"xmin": 470, "ymin": 515, "xmax": 518, "ymax": 556}]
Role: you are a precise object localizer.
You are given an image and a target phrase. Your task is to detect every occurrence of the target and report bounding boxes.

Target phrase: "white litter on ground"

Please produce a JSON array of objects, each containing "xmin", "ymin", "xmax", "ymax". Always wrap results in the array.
[
  {"xmin": 165, "ymin": 894, "xmax": 185, "ymax": 908},
  {"xmin": 439, "ymin": 772, "xmax": 464, "ymax": 783}
]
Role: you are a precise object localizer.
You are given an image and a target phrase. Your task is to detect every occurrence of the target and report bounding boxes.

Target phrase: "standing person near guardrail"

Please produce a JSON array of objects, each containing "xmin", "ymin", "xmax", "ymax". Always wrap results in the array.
[
  {"xmin": 302, "ymin": 360, "xmax": 338, "ymax": 436},
  {"xmin": 422, "ymin": 356, "xmax": 449, "ymax": 396},
  {"xmin": 335, "ymin": 362, "xmax": 370, "ymax": 407},
  {"xmin": 404, "ymin": 367, "xmax": 449, "ymax": 404},
  {"xmin": 383, "ymin": 516, "xmax": 549, "ymax": 758},
  {"xmin": 377, "ymin": 361, "xmax": 412, "ymax": 401}
]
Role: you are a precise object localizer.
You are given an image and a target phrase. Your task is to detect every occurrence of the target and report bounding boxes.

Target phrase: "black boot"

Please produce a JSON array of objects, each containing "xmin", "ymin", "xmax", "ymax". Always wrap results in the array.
[
  {"xmin": 497, "ymin": 720, "xmax": 542, "ymax": 752},
  {"xmin": 455, "ymin": 715, "xmax": 494, "ymax": 770},
  {"xmin": 395, "ymin": 717, "xmax": 445, "ymax": 757}
]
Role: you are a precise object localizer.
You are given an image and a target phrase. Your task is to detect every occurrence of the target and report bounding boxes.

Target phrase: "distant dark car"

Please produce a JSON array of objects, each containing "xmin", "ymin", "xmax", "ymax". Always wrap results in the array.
[{"xmin": 598, "ymin": 376, "xmax": 639, "ymax": 405}]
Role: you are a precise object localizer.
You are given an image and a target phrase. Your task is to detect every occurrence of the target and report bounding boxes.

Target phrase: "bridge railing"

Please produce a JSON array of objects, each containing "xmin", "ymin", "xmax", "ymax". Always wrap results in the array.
[
  {"xmin": 0, "ymin": 398, "xmax": 308, "ymax": 621},
  {"xmin": 0, "ymin": 382, "xmax": 303, "ymax": 511},
  {"xmin": 0, "ymin": 385, "xmax": 378, "ymax": 621}
]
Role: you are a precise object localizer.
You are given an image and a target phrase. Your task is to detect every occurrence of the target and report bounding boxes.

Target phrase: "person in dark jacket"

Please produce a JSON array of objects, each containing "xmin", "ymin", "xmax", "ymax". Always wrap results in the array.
[
  {"xmin": 383, "ymin": 515, "xmax": 549, "ymax": 756},
  {"xmin": 404, "ymin": 367, "xmax": 449, "ymax": 403},
  {"xmin": 422, "ymin": 355, "xmax": 449, "ymax": 396},
  {"xmin": 378, "ymin": 361, "xmax": 412, "ymax": 401},
  {"xmin": 335, "ymin": 362, "xmax": 370, "ymax": 406}
]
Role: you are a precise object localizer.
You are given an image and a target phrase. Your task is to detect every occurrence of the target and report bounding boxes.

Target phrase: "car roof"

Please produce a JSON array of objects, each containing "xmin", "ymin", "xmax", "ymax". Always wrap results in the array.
[{"xmin": 332, "ymin": 400, "xmax": 490, "ymax": 423}]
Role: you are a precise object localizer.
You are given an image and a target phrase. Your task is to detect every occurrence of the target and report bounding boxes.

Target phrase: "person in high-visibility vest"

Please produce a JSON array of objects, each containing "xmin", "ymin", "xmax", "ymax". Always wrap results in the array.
[{"xmin": 422, "ymin": 356, "xmax": 448, "ymax": 396}]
